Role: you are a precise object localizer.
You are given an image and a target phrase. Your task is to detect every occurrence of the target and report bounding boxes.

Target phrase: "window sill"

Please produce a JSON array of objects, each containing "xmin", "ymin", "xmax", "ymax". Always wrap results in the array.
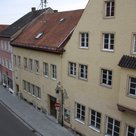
[
  {"xmin": 79, "ymin": 47, "xmax": 89, "ymax": 50},
  {"xmin": 69, "ymin": 74, "xmax": 76, "ymax": 78},
  {"xmin": 103, "ymin": 16, "xmax": 115, "ymax": 19},
  {"xmin": 51, "ymin": 78, "xmax": 57, "ymax": 81},
  {"xmin": 37, "ymin": 97, "xmax": 41, "ymax": 100},
  {"xmin": 88, "ymin": 126, "xmax": 100, "ymax": 133},
  {"xmin": 128, "ymin": 94, "xmax": 136, "ymax": 99},
  {"xmin": 43, "ymin": 75, "xmax": 48, "ymax": 78},
  {"xmin": 79, "ymin": 77, "xmax": 88, "ymax": 81},
  {"xmin": 100, "ymin": 83, "xmax": 112, "ymax": 89},
  {"xmin": 102, "ymin": 49, "xmax": 114, "ymax": 52},
  {"xmin": 75, "ymin": 118, "xmax": 85, "ymax": 125}
]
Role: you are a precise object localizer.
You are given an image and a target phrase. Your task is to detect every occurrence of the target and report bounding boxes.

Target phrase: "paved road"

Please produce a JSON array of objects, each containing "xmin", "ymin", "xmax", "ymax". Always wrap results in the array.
[
  {"xmin": 0, "ymin": 85, "xmax": 75, "ymax": 136},
  {"xmin": 0, "ymin": 102, "xmax": 37, "ymax": 136}
]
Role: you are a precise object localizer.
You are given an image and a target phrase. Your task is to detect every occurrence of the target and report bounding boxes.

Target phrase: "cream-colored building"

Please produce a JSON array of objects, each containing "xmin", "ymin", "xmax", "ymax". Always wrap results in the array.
[
  {"xmin": 62, "ymin": 0, "xmax": 136, "ymax": 136},
  {"xmin": 11, "ymin": 9, "xmax": 83, "ymax": 124}
]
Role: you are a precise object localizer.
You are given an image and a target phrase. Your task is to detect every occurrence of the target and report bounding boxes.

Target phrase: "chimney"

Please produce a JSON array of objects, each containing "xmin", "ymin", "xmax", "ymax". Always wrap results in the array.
[{"xmin": 31, "ymin": 7, "xmax": 36, "ymax": 12}]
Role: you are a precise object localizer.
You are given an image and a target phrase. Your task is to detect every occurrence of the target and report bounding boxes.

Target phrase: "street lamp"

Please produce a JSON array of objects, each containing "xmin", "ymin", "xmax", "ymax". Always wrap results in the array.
[{"xmin": 55, "ymin": 82, "xmax": 68, "ymax": 126}]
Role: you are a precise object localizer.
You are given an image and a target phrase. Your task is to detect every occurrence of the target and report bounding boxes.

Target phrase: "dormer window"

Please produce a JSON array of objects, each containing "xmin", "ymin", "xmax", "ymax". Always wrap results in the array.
[
  {"xmin": 59, "ymin": 18, "xmax": 65, "ymax": 23},
  {"xmin": 35, "ymin": 32, "xmax": 43, "ymax": 39},
  {"xmin": 104, "ymin": 1, "xmax": 115, "ymax": 17}
]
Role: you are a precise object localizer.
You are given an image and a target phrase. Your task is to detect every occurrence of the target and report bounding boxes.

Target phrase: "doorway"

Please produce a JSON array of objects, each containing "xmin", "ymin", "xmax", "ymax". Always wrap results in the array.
[{"xmin": 49, "ymin": 95, "xmax": 57, "ymax": 118}]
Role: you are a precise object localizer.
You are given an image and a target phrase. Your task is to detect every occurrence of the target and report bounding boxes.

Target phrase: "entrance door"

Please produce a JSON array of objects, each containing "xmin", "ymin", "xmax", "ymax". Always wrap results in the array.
[
  {"xmin": 50, "ymin": 96, "xmax": 57, "ymax": 118},
  {"xmin": 16, "ymin": 84, "xmax": 19, "ymax": 95}
]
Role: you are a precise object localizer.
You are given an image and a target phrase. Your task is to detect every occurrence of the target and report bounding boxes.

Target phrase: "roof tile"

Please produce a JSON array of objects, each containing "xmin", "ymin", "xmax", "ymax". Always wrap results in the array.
[{"xmin": 118, "ymin": 55, "xmax": 136, "ymax": 69}]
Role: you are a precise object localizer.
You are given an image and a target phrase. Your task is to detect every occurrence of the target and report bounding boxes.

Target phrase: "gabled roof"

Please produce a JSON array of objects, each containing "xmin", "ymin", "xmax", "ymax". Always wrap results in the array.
[
  {"xmin": 11, "ymin": 9, "xmax": 84, "ymax": 54},
  {"xmin": 0, "ymin": 25, "xmax": 8, "ymax": 32},
  {"xmin": 118, "ymin": 55, "xmax": 136, "ymax": 69},
  {"xmin": 0, "ymin": 8, "xmax": 47, "ymax": 38}
]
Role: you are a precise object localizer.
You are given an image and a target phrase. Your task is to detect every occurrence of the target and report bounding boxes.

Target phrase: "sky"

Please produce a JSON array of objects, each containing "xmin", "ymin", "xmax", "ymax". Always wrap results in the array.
[{"xmin": 0, "ymin": 0, "xmax": 89, "ymax": 24}]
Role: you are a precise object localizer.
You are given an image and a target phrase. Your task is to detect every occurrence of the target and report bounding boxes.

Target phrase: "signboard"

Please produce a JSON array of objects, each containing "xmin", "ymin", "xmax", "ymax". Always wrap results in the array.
[
  {"xmin": 55, "ymin": 102, "xmax": 60, "ymax": 110},
  {"xmin": 55, "ymin": 102, "xmax": 60, "ymax": 107}
]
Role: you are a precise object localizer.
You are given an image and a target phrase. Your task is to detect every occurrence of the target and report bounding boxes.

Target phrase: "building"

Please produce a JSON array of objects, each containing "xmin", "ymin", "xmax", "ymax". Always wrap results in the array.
[
  {"xmin": 61, "ymin": 0, "xmax": 136, "ymax": 136},
  {"xmin": 0, "ymin": 24, "xmax": 8, "ymax": 85},
  {"xmin": 11, "ymin": 9, "xmax": 84, "ymax": 124},
  {"xmin": 0, "ymin": 7, "xmax": 53, "ymax": 92}
]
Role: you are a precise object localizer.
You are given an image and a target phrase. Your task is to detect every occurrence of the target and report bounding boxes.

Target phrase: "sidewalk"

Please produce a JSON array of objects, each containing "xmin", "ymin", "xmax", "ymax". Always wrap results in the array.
[{"xmin": 0, "ymin": 85, "xmax": 75, "ymax": 136}]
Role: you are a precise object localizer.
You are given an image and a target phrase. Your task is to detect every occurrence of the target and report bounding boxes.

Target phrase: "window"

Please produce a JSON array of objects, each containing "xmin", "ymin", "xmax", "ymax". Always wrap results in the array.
[
  {"xmin": 80, "ymin": 33, "xmax": 89, "ymax": 48},
  {"xmin": 23, "ymin": 80, "xmax": 41, "ymax": 99},
  {"xmin": 51, "ymin": 64, "xmax": 57, "ymax": 79},
  {"xmin": 89, "ymin": 109, "xmax": 101, "ymax": 132},
  {"xmin": 128, "ymin": 77, "xmax": 136, "ymax": 96},
  {"xmin": 35, "ymin": 32, "xmax": 43, "ymax": 39},
  {"xmin": 103, "ymin": 33, "xmax": 114, "ymax": 51},
  {"xmin": 28, "ymin": 59, "xmax": 33, "ymax": 71},
  {"xmin": 105, "ymin": 1, "xmax": 115, "ymax": 17},
  {"xmin": 13, "ymin": 55, "xmax": 16, "ymax": 66},
  {"xmin": 106, "ymin": 117, "xmax": 120, "ymax": 136},
  {"xmin": 23, "ymin": 80, "xmax": 26, "ymax": 91},
  {"xmin": 17, "ymin": 56, "xmax": 21, "ymax": 67},
  {"xmin": 79, "ymin": 64, "xmax": 88, "ymax": 80},
  {"xmin": 101, "ymin": 69, "xmax": 112, "ymax": 87},
  {"xmin": 127, "ymin": 125, "xmax": 136, "ymax": 136},
  {"xmin": 76, "ymin": 103, "xmax": 85, "ymax": 122},
  {"xmin": 34, "ymin": 60, "xmax": 39, "ymax": 73},
  {"xmin": 35, "ymin": 86, "xmax": 41, "ymax": 98},
  {"xmin": 68, "ymin": 62, "xmax": 76, "ymax": 76},
  {"xmin": 43, "ymin": 63, "xmax": 48, "ymax": 77},
  {"xmin": 132, "ymin": 34, "xmax": 136, "ymax": 54},
  {"xmin": 24, "ymin": 57, "xmax": 27, "ymax": 69}
]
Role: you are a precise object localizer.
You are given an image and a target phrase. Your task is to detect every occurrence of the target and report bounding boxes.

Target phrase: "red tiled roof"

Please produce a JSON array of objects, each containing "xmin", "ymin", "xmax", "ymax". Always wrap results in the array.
[
  {"xmin": 11, "ymin": 9, "xmax": 84, "ymax": 53},
  {"xmin": 0, "ymin": 25, "xmax": 8, "ymax": 32}
]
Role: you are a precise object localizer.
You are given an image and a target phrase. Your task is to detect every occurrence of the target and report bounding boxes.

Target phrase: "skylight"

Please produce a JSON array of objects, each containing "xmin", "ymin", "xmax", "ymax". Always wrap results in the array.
[
  {"xmin": 59, "ymin": 18, "xmax": 65, "ymax": 23},
  {"xmin": 35, "ymin": 32, "xmax": 43, "ymax": 39}
]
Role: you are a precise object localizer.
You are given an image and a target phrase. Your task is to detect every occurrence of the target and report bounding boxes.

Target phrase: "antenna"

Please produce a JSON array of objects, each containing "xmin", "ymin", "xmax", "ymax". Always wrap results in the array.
[{"xmin": 40, "ymin": 0, "xmax": 47, "ymax": 9}]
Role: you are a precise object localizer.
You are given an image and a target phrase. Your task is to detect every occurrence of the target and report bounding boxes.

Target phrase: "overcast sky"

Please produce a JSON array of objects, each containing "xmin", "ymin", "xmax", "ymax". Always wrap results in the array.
[{"xmin": 0, "ymin": 0, "xmax": 89, "ymax": 24}]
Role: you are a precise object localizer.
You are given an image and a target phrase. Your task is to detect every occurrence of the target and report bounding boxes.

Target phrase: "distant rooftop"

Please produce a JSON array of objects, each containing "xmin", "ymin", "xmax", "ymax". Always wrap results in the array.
[
  {"xmin": 0, "ymin": 7, "xmax": 53, "ymax": 38},
  {"xmin": 0, "ymin": 25, "xmax": 9, "ymax": 32}
]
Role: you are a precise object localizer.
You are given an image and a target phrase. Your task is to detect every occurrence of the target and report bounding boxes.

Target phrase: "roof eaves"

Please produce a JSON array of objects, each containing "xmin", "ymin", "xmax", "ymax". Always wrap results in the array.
[{"xmin": 11, "ymin": 43, "xmax": 64, "ymax": 54}]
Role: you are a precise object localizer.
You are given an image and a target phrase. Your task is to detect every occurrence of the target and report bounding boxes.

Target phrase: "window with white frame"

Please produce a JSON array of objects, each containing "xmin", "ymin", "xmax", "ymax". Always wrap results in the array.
[
  {"xmin": 68, "ymin": 62, "xmax": 76, "ymax": 76},
  {"xmin": 28, "ymin": 59, "xmax": 33, "ymax": 71},
  {"xmin": 75, "ymin": 102, "xmax": 85, "ymax": 122},
  {"xmin": 51, "ymin": 64, "xmax": 57, "ymax": 79},
  {"xmin": 106, "ymin": 117, "xmax": 120, "ymax": 136},
  {"xmin": 103, "ymin": 33, "xmax": 114, "ymax": 51},
  {"xmin": 43, "ymin": 62, "xmax": 48, "ymax": 77},
  {"xmin": 128, "ymin": 77, "xmax": 136, "ymax": 96},
  {"xmin": 89, "ymin": 109, "xmax": 101, "ymax": 132},
  {"xmin": 127, "ymin": 125, "xmax": 136, "ymax": 136},
  {"xmin": 79, "ymin": 64, "xmax": 88, "ymax": 80},
  {"xmin": 133, "ymin": 34, "xmax": 136, "ymax": 54},
  {"xmin": 101, "ymin": 69, "xmax": 112, "ymax": 87},
  {"xmin": 104, "ymin": 1, "xmax": 115, "ymax": 17},
  {"xmin": 80, "ymin": 33, "xmax": 89, "ymax": 48},
  {"xmin": 24, "ymin": 57, "xmax": 27, "ymax": 69},
  {"xmin": 34, "ymin": 60, "xmax": 39, "ymax": 73}
]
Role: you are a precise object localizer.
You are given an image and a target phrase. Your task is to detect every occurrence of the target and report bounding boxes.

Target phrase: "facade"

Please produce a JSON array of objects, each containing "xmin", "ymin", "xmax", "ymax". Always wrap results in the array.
[
  {"xmin": 10, "ymin": 0, "xmax": 136, "ymax": 136},
  {"xmin": 0, "ymin": 7, "xmax": 52, "ymax": 92},
  {"xmin": 62, "ymin": 0, "xmax": 136, "ymax": 136},
  {"xmin": 11, "ymin": 10, "xmax": 84, "ymax": 124}
]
